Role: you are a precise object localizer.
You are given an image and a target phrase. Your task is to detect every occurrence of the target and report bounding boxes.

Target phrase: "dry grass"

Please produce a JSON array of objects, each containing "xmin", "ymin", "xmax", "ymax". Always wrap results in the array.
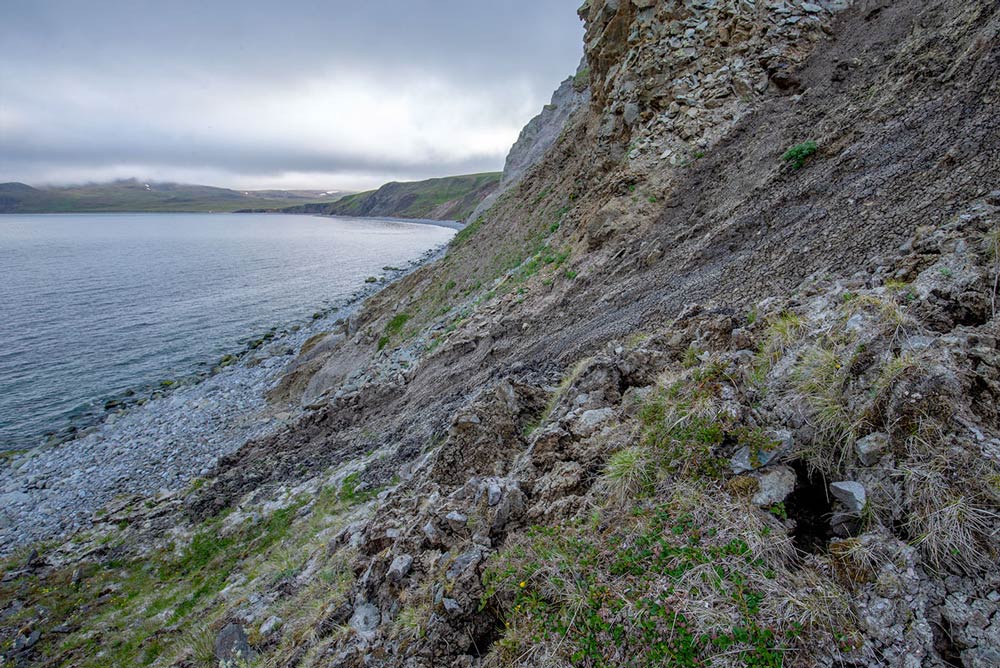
[
  {"xmin": 600, "ymin": 445, "xmax": 654, "ymax": 502},
  {"xmin": 899, "ymin": 453, "xmax": 1000, "ymax": 573},
  {"xmin": 845, "ymin": 294, "xmax": 913, "ymax": 340},
  {"xmin": 790, "ymin": 344, "xmax": 861, "ymax": 473},
  {"xmin": 758, "ymin": 310, "xmax": 806, "ymax": 370}
]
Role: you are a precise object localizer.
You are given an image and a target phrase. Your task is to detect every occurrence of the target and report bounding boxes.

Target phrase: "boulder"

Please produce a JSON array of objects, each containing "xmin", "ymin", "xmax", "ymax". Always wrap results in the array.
[
  {"xmin": 214, "ymin": 623, "xmax": 254, "ymax": 666},
  {"xmin": 349, "ymin": 602, "xmax": 381, "ymax": 635}
]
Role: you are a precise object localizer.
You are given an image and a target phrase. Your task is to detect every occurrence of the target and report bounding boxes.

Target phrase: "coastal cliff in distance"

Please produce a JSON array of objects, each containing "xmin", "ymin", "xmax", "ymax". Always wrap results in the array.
[
  {"xmin": 275, "ymin": 172, "xmax": 502, "ymax": 222},
  {"xmin": 3, "ymin": 2, "xmax": 1000, "ymax": 668}
]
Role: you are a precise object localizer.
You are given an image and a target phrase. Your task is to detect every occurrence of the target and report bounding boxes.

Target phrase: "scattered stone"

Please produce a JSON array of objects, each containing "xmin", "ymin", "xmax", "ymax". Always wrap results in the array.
[
  {"xmin": 445, "ymin": 511, "xmax": 468, "ymax": 531},
  {"xmin": 830, "ymin": 481, "xmax": 867, "ymax": 514},
  {"xmin": 387, "ymin": 554, "xmax": 414, "ymax": 583},
  {"xmin": 855, "ymin": 432, "xmax": 889, "ymax": 466}
]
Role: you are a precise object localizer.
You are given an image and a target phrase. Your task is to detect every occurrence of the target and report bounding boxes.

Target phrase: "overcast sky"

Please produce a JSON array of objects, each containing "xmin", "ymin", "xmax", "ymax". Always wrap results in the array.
[{"xmin": 0, "ymin": 1, "xmax": 584, "ymax": 191}]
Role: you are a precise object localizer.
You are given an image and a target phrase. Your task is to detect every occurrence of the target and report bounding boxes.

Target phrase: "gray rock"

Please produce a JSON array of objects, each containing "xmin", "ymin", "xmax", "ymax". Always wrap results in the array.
[
  {"xmin": 751, "ymin": 466, "xmax": 796, "ymax": 507},
  {"xmin": 486, "ymin": 482, "xmax": 503, "ymax": 506},
  {"xmin": 442, "ymin": 598, "xmax": 462, "ymax": 615},
  {"xmin": 963, "ymin": 647, "xmax": 1000, "ymax": 668},
  {"xmin": 422, "ymin": 521, "xmax": 441, "ymax": 545},
  {"xmin": 446, "ymin": 548, "xmax": 483, "ymax": 580},
  {"xmin": 259, "ymin": 615, "xmax": 282, "ymax": 636},
  {"xmin": 730, "ymin": 430, "xmax": 793, "ymax": 473},
  {"xmin": 572, "ymin": 408, "xmax": 615, "ymax": 438},
  {"xmin": 0, "ymin": 491, "xmax": 31, "ymax": 507},
  {"xmin": 13, "ymin": 630, "xmax": 40, "ymax": 652},
  {"xmin": 830, "ymin": 481, "xmax": 867, "ymax": 514},
  {"xmin": 624, "ymin": 102, "xmax": 641, "ymax": 127},
  {"xmin": 445, "ymin": 511, "xmax": 468, "ymax": 531},
  {"xmin": 387, "ymin": 554, "xmax": 414, "ymax": 583},
  {"xmin": 349, "ymin": 602, "xmax": 381, "ymax": 635},
  {"xmin": 855, "ymin": 432, "xmax": 889, "ymax": 466},
  {"xmin": 214, "ymin": 623, "xmax": 254, "ymax": 665}
]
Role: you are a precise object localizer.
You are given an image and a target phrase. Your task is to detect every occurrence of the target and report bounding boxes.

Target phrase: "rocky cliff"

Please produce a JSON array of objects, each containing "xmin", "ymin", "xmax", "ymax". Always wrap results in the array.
[{"xmin": 3, "ymin": 2, "xmax": 999, "ymax": 668}]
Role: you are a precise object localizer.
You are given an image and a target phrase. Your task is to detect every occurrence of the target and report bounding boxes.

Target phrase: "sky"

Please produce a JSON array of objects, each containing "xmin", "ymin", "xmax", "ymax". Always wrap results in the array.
[{"xmin": 0, "ymin": 1, "xmax": 584, "ymax": 191}]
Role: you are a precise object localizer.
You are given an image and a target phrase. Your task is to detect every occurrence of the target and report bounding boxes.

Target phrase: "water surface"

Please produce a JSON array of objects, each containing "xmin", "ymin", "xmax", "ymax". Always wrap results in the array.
[{"xmin": 0, "ymin": 213, "xmax": 453, "ymax": 450}]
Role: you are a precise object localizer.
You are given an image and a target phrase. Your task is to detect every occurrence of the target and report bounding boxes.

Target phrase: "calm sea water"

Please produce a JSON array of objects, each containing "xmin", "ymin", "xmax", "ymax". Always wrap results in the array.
[{"xmin": 0, "ymin": 213, "xmax": 453, "ymax": 451}]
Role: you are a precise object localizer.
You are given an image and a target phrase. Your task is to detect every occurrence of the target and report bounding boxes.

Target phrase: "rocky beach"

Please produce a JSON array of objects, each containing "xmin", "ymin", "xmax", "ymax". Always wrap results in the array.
[{"xmin": 0, "ymin": 243, "xmax": 447, "ymax": 554}]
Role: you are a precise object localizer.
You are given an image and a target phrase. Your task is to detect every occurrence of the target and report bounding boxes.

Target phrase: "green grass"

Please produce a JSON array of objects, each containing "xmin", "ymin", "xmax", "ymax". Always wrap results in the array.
[
  {"xmin": 304, "ymin": 172, "xmax": 501, "ymax": 222},
  {"xmin": 0, "ymin": 466, "xmax": 372, "ymax": 668},
  {"xmin": 378, "ymin": 312, "xmax": 412, "ymax": 350},
  {"xmin": 483, "ymin": 501, "xmax": 852, "ymax": 667},
  {"xmin": 0, "ymin": 179, "xmax": 340, "ymax": 213}
]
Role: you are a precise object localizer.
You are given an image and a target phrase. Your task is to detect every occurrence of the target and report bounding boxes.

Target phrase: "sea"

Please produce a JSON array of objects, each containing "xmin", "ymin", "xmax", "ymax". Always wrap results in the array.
[{"xmin": 0, "ymin": 213, "xmax": 454, "ymax": 451}]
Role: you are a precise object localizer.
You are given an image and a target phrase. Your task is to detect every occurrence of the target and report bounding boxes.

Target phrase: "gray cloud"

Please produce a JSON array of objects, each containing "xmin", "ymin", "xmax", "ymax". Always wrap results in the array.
[{"xmin": 0, "ymin": 1, "xmax": 584, "ymax": 190}]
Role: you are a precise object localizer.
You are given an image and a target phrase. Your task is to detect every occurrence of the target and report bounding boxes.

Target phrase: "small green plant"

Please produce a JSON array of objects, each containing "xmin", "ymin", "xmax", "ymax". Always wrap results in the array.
[
  {"xmin": 767, "ymin": 502, "xmax": 788, "ymax": 520},
  {"xmin": 338, "ymin": 472, "xmax": 377, "ymax": 505},
  {"xmin": 782, "ymin": 140, "xmax": 818, "ymax": 169},
  {"xmin": 378, "ymin": 312, "xmax": 411, "ymax": 351}
]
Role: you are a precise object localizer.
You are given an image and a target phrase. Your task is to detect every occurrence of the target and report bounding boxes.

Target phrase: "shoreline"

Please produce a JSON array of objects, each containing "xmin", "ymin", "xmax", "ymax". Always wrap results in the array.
[
  {"xmin": 0, "ymin": 239, "xmax": 449, "ymax": 555},
  {"xmin": 239, "ymin": 210, "xmax": 468, "ymax": 231}
]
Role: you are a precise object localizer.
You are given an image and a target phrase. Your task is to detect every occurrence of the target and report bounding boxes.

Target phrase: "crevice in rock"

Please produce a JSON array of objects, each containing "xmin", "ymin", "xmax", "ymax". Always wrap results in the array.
[
  {"xmin": 785, "ymin": 461, "xmax": 834, "ymax": 555},
  {"xmin": 933, "ymin": 617, "xmax": 967, "ymax": 668},
  {"xmin": 467, "ymin": 608, "xmax": 505, "ymax": 658}
]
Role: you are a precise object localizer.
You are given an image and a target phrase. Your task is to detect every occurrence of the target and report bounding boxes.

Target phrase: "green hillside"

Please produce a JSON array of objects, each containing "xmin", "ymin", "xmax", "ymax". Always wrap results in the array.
[
  {"xmin": 281, "ymin": 172, "xmax": 501, "ymax": 222},
  {"xmin": 0, "ymin": 180, "xmax": 348, "ymax": 213}
]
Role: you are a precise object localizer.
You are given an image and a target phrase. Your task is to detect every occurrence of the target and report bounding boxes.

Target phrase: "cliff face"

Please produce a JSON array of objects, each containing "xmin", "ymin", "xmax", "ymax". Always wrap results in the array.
[
  {"xmin": 465, "ymin": 72, "xmax": 590, "ymax": 224},
  {"xmin": 4, "ymin": 2, "xmax": 1000, "ymax": 668}
]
